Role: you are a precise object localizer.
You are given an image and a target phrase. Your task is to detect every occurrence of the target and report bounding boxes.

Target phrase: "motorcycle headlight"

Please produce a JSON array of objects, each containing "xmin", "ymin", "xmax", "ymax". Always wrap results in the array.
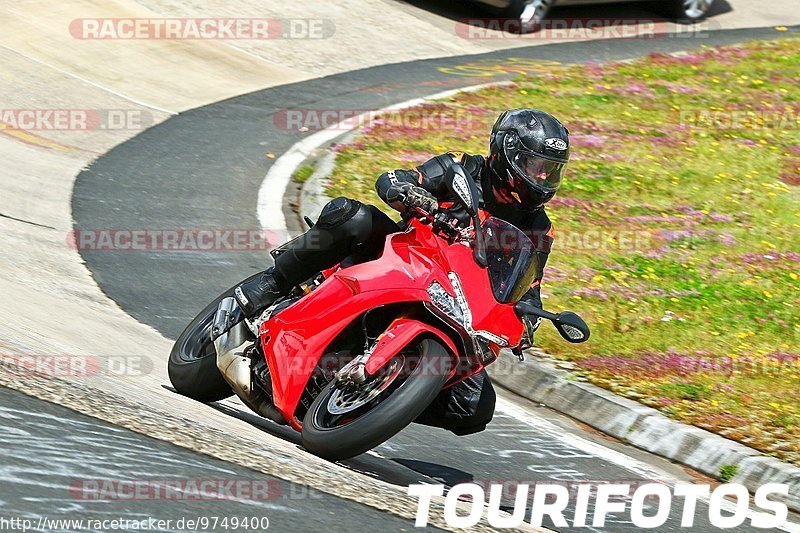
[
  {"xmin": 427, "ymin": 275, "xmax": 470, "ymax": 328},
  {"xmin": 427, "ymin": 274, "xmax": 508, "ymax": 349}
]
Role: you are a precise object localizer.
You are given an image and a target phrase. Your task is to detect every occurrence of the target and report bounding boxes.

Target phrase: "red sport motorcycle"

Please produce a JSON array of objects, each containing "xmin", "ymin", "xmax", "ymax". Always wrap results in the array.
[{"xmin": 168, "ymin": 165, "xmax": 589, "ymax": 460}]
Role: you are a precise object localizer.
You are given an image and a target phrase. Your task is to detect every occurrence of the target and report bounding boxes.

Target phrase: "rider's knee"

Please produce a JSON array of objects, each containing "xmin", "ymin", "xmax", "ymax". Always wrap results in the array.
[
  {"xmin": 316, "ymin": 197, "xmax": 362, "ymax": 228},
  {"xmin": 316, "ymin": 197, "xmax": 373, "ymax": 241}
]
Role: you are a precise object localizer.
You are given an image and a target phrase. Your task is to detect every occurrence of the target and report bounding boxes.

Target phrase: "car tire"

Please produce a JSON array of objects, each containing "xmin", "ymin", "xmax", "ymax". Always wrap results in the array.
[
  {"xmin": 504, "ymin": 0, "xmax": 552, "ymax": 33},
  {"xmin": 664, "ymin": 0, "xmax": 715, "ymax": 22}
]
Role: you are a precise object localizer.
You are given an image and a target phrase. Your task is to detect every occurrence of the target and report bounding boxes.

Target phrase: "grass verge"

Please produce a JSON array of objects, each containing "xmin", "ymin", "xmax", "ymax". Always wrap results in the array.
[{"xmin": 292, "ymin": 163, "xmax": 316, "ymax": 184}]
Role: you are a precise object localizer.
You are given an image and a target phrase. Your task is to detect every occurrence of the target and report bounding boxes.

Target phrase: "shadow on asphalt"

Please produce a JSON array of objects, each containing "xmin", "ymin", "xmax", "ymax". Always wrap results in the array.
[
  {"xmin": 176, "ymin": 390, "xmax": 453, "ymax": 489},
  {"xmin": 393, "ymin": 458, "xmax": 474, "ymax": 486}
]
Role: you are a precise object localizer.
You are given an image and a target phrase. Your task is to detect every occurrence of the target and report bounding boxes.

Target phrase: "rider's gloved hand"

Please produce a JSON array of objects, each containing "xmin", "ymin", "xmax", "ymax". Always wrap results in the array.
[
  {"xmin": 386, "ymin": 183, "xmax": 438, "ymax": 214},
  {"xmin": 441, "ymin": 205, "xmax": 472, "ymax": 228}
]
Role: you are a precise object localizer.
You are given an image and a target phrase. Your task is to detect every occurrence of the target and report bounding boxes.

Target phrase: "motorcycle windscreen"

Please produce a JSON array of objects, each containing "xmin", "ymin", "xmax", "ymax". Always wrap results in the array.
[{"xmin": 482, "ymin": 217, "xmax": 540, "ymax": 303}]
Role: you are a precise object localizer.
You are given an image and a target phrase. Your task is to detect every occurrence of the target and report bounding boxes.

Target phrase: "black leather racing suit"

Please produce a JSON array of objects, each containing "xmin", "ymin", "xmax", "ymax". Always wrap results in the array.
[
  {"xmin": 374, "ymin": 151, "xmax": 554, "ymax": 309},
  {"xmin": 270, "ymin": 151, "xmax": 554, "ymax": 435},
  {"xmin": 273, "ymin": 151, "xmax": 554, "ymax": 305}
]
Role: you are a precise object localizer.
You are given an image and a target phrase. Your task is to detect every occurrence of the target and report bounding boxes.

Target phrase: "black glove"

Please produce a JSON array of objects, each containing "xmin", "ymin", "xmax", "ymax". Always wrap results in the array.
[
  {"xmin": 386, "ymin": 183, "xmax": 438, "ymax": 214},
  {"xmin": 441, "ymin": 205, "xmax": 472, "ymax": 229}
]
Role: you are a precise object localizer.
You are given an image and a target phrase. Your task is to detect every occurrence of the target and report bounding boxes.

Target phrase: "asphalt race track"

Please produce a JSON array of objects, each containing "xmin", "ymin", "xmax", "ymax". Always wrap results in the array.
[
  {"xmin": 0, "ymin": 387, "xmax": 429, "ymax": 531},
  {"xmin": 72, "ymin": 26, "xmax": 799, "ymax": 532}
]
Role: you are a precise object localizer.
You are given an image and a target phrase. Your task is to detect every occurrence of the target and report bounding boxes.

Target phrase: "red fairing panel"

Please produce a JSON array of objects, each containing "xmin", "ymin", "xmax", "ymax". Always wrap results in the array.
[
  {"xmin": 363, "ymin": 317, "xmax": 459, "ymax": 376},
  {"xmin": 258, "ymin": 219, "xmax": 525, "ymax": 428},
  {"xmin": 258, "ymin": 226, "xmax": 450, "ymax": 426}
]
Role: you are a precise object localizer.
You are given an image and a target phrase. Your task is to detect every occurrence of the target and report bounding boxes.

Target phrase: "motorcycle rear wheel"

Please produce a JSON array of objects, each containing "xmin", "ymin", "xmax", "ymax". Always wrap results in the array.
[
  {"xmin": 301, "ymin": 338, "xmax": 452, "ymax": 461},
  {"xmin": 167, "ymin": 273, "xmax": 260, "ymax": 402}
]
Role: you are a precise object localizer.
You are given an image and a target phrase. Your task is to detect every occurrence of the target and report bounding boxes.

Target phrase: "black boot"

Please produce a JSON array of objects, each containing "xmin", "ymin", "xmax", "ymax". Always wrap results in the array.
[{"xmin": 234, "ymin": 268, "xmax": 285, "ymax": 318}]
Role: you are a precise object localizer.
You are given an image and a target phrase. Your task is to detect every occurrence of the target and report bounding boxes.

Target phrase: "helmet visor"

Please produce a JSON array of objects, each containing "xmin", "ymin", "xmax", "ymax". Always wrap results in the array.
[{"xmin": 511, "ymin": 152, "xmax": 565, "ymax": 192}]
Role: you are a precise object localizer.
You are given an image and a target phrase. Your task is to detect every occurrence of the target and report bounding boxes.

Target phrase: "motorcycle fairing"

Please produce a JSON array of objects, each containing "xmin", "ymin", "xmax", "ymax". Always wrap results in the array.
[
  {"xmin": 363, "ymin": 317, "xmax": 460, "ymax": 376},
  {"xmin": 258, "ymin": 218, "xmax": 523, "ymax": 428}
]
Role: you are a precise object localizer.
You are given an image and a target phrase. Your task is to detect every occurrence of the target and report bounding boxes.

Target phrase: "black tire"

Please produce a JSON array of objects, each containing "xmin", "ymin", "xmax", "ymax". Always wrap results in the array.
[
  {"xmin": 301, "ymin": 339, "xmax": 453, "ymax": 461},
  {"xmin": 503, "ymin": 0, "xmax": 551, "ymax": 33},
  {"xmin": 168, "ymin": 273, "xmax": 261, "ymax": 402},
  {"xmin": 662, "ymin": 0, "xmax": 715, "ymax": 22}
]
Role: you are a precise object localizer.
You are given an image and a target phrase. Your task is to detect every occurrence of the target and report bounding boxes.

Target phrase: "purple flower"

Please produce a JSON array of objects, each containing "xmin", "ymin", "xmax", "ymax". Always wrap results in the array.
[
  {"xmin": 717, "ymin": 232, "xmax": 737, "ymax": 246},
  {"xmin": 572, "ymin": 133, "xmax": 607, "ymax": 149}
]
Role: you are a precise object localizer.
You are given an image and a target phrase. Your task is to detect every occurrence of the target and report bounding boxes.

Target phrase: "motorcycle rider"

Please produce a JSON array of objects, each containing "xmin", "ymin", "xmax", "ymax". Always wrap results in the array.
[{"xmin": 235, "ymin": 108, "xmax": 569, "ymax": 434}]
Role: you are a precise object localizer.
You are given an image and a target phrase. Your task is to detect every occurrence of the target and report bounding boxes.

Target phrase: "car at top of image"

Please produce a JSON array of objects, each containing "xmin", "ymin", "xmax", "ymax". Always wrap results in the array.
[{"xmin": 477, "ymin": 0, "xmax": 717, "ymax": 31}]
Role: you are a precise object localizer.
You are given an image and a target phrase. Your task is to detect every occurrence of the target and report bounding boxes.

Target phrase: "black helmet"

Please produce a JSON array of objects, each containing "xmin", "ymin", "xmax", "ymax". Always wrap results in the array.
[{"xmin": 488, "ymin": 109, "xmax": 569, "ymax": 210}]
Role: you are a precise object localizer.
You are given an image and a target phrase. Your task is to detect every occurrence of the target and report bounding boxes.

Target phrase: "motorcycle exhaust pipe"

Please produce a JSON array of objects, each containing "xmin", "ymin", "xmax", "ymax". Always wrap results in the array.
[{"xmin": 214, "ymin": 298, "xmax": 287, "ymax": 425}]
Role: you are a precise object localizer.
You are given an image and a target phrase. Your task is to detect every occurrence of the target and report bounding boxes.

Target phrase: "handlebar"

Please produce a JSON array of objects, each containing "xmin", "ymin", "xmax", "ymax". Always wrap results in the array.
[
  {"xmin": 411, "ymin": 206, "xmax": 486, "ymax": 267},
  {"xmin": 404, "ymin": 162, "xmax": 487, "ymax": 267},
  {"xmin": 410, "ymin": 206, "xmax": 463, "ymax": 239},
  {"xmin": 514, "ymin": 300, "xmax": 559, "ymax": 321}
]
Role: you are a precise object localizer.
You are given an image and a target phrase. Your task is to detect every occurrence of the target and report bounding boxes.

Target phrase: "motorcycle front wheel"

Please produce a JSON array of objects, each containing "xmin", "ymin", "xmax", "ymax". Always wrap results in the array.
[{"xmin": 301, "ymin": 338, "xmax": 452, "ymax": 461}]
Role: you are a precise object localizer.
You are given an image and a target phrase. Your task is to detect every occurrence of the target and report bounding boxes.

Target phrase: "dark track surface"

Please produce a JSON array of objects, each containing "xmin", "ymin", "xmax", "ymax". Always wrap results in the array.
[{"xmin": 0, "ymin": 387, "xmax": 435, "ymax": 532}]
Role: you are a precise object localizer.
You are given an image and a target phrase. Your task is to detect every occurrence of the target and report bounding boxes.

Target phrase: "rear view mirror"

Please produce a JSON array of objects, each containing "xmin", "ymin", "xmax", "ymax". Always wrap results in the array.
[
  {"xmin": 514, "ymin": 301, "xmax": 590, "ymax": 344},
  {"xmin": 444, "ymin": 164, "xmax": 478, "ymax": 217},
  {"xmin": 553, "ymin": 312, "xmax": 590, "ymax": 343}
]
